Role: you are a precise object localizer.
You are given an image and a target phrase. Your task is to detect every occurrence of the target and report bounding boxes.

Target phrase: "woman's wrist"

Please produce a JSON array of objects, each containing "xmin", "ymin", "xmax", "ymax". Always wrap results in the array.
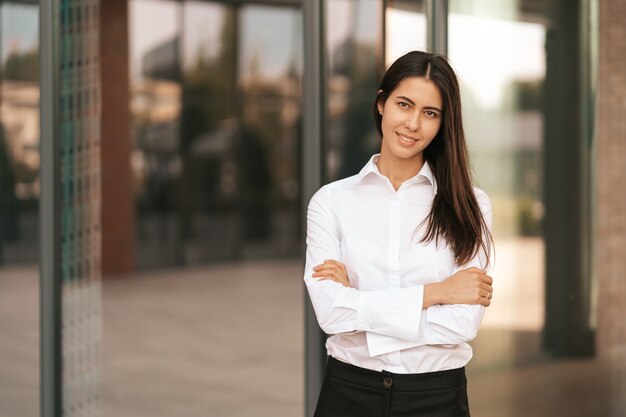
[{"xmin": 423, "ymin": 282, "xmax": 446, "ymax": 309}]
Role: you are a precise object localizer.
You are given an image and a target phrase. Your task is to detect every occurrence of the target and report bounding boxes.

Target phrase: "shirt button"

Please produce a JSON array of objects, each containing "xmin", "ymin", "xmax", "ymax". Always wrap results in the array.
[
  {"xmin": 369, "ymin": 324, "xmax": 375, "ymax": 330},
  {"xmin": 383, "ymin": 377, "xmax": 393, "ymax": 388}
]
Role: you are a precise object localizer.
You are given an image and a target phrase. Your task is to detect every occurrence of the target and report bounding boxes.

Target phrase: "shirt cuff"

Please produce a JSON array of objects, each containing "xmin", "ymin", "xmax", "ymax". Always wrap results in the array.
[{"xmin": 357, "ymin": 285, "xmax": 424, "ymax": 355}]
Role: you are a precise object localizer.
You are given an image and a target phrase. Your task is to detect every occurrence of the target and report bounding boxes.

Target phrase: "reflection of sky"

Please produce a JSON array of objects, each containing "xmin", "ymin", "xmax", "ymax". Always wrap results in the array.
[
  {"xmin": 130, "ymin": 1, "xmax": 302, "ymax": 82},
  {"xmin": 239, "ymin": 5, "xmax": 301, "ymax": 81},
  {"xmin": 327, "ymin": 0, "xmax": 378, "ymax": 55},
  {"xmin": 182, "ymin": 2, "xmax": 225, "ymax": 69},
  {"xmin": 128, "ymin": 2, "xmax": 544, "ymax": 103},
  {"xmin": 385, "ymin": 8, "xmax": 427, "ymax": 67},
  {"xmin": 1, "ymin": 3, "xmax": 38, "ymax": 63},
  {"xmin": 449, "ymin": 14, "xmax": 545, "ymax": 109},
  {"xmin": 129, "ymin": 0, "xmax": 179, "ymax": 79},
  {"xmin": 130, "ymin": 1, "xmax": 384, "ymax": 82}
]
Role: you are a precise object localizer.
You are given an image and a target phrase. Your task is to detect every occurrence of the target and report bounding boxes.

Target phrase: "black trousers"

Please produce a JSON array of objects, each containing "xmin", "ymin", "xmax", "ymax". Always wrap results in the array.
[{"xmin": 314, "ymin": 357, "xmax": 471, "ymax": 417}]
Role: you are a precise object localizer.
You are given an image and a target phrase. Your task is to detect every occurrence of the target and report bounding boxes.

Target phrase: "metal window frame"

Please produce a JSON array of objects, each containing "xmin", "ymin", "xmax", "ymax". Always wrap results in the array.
[
  {"xmin": 39, "ymin": 0, "xmax": 62, "ymax": 416},
  {"xmin": 427, "ymin": 0, "xmax": 447, "ymax": 55},
  {"xmin": 302, "ymin": 0, "xmax": 326, "ymax": 416}
]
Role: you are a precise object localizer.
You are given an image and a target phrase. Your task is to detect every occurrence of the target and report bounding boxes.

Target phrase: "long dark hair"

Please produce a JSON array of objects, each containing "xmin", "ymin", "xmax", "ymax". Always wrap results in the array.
[{"xmin": 373, "ymin": 51, "xmax": 492, "ymax": 267}]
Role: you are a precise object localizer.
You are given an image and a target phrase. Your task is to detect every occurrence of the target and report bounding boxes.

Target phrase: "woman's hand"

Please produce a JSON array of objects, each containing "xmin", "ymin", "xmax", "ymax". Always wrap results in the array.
[
  {"xmin": 312, "ymin": 260, "xmax": 351, "ymax": 287},
  {"xmin": 424, "ymin": 267, "xmax": 493, "ymax": 308}
]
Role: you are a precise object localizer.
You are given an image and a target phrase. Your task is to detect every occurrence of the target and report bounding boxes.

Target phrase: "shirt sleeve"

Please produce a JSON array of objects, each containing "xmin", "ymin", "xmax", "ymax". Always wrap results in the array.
[
  {"xmin": 303, "ymin": 185, "xmax": 424, "ymax": 342},
  {"xmin": 413, "ymin": 188, "xmax": 493, "ymax": 346},
  {"xmin": 364, "ymin": 188, "xmax": 494, "ymax": 356}
]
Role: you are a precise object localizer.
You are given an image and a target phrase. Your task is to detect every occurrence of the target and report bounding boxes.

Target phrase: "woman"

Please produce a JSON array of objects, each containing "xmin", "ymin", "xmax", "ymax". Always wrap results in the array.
[{"xmin": 304, "ymin": 51, "xmax": 494, "ymax": 417}]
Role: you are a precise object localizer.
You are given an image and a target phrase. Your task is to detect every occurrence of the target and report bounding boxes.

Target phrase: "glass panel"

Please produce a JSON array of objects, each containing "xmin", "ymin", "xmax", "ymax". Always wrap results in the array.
[
  {"xmin": 237, "ymin": 4, "xmax": 303, "ymax": 257},
  {"xmin": 449, "ymin": 2, "xmax": 547, "ymax": 335},
  {"xmin": 325, "ymin": 0, "xmax": 383, "ymax": 181},
  {"xmin": 0, "ymin": 3, "xmax": 40, "ymax": 416},
  {"xmin": 448, "ymin": 1, "xmax": 612, "ymax": 415},
  {"xmin": 104, "ymin": 1, "xmax": 304, "ymax": 415},
  {"xmin": 385, "ymin": 0, "xmax": 426, "ymax": 67},
  {"xmin": 450, "ymin": 0, "xmax": 547, "ymax": 378},
  {"xmin": 129, "ymin": 0, "xmax": 182, "ymax": 268},
  {"xmin": 58, "ymin": 0, "xmax": 103, "ymax": 415}
]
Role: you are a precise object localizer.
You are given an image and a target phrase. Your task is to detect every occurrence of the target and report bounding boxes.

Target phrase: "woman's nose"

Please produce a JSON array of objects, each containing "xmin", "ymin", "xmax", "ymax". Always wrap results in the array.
[{"xmin": 404, "ymin": 113, "xmax": 420, "ymax": 131}]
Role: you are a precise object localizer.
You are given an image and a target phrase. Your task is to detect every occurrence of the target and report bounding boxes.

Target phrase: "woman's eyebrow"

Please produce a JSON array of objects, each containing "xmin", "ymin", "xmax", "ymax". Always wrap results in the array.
[
  {"xmin": 396, "ymin": 95, "xmax": 415, "ymax": 105},
  {"xmin": 396, "ymin": 95, "xmax": 442, "ymax": 112}
]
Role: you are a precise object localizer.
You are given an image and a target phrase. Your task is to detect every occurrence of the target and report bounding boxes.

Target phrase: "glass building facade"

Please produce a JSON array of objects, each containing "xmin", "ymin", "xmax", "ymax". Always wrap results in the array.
[{"xmin": 2, "ymin": 0, "xmax": 624, "ymax": 416}]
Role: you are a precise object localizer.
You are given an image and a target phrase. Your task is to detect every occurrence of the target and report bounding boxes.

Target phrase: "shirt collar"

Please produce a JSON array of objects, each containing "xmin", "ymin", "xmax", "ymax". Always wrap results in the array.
[{"xmin": 354, "ymin": 154, "xmax": 438, "ymax": 194}]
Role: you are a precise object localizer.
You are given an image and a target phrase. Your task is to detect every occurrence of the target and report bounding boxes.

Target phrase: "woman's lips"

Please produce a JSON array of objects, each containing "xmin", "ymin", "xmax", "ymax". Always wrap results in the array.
[{"xmin": 396, "ymin": 131, "xmax": 419, "ymax": 145}]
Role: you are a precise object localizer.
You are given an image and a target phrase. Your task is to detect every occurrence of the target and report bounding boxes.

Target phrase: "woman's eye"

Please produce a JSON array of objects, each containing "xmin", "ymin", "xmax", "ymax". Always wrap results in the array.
[
  {"xmin": 425, "ymin": 110, "xmax": 437, "ymax": 117},
  {"xmin": 398, "ymin": 101, "xmax": 409, "ymax": 108}
]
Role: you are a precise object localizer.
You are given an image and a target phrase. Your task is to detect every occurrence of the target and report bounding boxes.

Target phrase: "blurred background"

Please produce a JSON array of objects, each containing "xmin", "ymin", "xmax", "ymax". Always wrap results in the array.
[{"xmin": 1, "ymin": 0, "xmax": 625, "ymax": 416}]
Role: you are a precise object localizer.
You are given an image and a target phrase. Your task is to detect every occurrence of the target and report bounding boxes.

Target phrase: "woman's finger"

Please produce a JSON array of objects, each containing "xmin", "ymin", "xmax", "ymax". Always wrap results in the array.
[
  {"xmin": 314, "ymin": 263, "xmax": 338, "ymax": 270},
  {"xmin": 314, "ymin": 271, "xmax": 339, "ymax": 280},
  {"xmin": 317, "ymin": 274, "xmax": 349, "ymax": 286},
  {"xmin": 313, "ymin": 261, "xmax": 350, "ymax": 288},
  {"xmin": 313, "ymin": 267, "xmax": 344, "ymax": 280},
  {"xmin": 324, "ymin": 260, "xmax": 347, "ymax": 269},
  {"xmin": 317, "ymin": 261, "xmax": 341, "ymax": 269},
  {"xmin": 313, "ymin": 265, "xmax": 341, "ymax": 275},
  {"xmin": 312, "ymin": 270, "xmax": 340, "ymax": 278},
  {"xmin": 319, "ymin": 277, "xmax": 349, "ymax": 287}
]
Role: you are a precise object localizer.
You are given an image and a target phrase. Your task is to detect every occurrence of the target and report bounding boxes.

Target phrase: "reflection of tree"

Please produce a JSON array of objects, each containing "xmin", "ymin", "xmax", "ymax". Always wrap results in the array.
[
  {"xmin": 178, "ymin": 6, "xmax": 275, "ymax": 250},
  {"xmin": 135, "ymin": 5, "xmax": 303, "ymax": 262},
  {"xmin": 181, "ymin": 8, "xmax": 237, "ymax": 154},
  {"xmin": 333, "ymin": 40, "xmax": 380, "ymax": 180},
  {"xmin": 238, "ymin": 126, "xmax": 272, "ymax": 240},
  {"xmin": 177, "ymin": 7, "xmax": 238, "ymax": 247},
  {"xmin": 507, "ymin": 79, "xmax": 543, "ymax": 236},
  {"xmin": 0, "ymin": 126, "xmax": 19, "ymax": 264},
  {"xmin": 3, "ymin": 48, "xmax": 39, "ymax": 82},
  {"xmin": 503, "ymin": 79, "xmax": 543, "ymax": 111}
]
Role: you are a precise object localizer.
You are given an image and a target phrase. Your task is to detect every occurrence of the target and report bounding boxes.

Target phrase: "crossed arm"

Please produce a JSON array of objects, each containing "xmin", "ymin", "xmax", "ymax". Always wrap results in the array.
[{"xmin": 313, "ymin": 260, "xmax": 493, "ymax": 308}]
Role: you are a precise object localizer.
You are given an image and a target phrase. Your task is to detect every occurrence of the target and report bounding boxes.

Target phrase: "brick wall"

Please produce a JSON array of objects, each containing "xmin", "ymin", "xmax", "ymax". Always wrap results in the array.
[
  {"xmin": 595, "ymin": 0, "xmax": 626, "ymax": 354},
  {"xmin": 100, "ymin": 0, "xmax": 135, "ymax": 276}
]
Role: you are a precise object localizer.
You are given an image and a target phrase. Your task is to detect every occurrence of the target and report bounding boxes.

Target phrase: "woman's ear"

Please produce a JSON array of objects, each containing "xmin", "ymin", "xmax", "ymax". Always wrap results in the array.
[
  {"xmin": 376, "ymin": 90, "xmax": 384, "ymax": 115},
  {"xmin": 377, "ymin": 99, "xmax": 384, "ymax": 115}
]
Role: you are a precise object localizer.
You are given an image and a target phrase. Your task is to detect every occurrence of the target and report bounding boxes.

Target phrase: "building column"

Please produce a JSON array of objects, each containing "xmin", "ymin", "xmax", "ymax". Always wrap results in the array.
[
  {"xmin": 100, "ymin": 0, "xmax": 134, "ymax": 276},
  {"xmin": 596, "ymin": 0, "xmax": 626, "ymax": 355}
]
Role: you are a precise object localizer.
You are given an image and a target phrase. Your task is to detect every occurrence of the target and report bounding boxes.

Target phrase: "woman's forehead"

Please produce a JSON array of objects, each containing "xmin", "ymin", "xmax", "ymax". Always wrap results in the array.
[{"xmin": 392, "ymin": 77, "xmax": 443, "ymax": 106}]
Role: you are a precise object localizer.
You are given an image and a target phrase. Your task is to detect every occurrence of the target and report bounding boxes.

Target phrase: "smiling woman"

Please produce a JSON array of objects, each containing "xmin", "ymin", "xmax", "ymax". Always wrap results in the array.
[{"xmin": 304, "ymin": 50, "xmax": 494, "ymax": 417}]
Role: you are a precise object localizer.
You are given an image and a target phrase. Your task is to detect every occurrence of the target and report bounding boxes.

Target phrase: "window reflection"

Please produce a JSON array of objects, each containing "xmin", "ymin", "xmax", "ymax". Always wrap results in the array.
[
  {"xmin": 449, "ymin": 10, "xmax": 546, "ymax": 334},
  {"xmin": 0, "ymin": 2, "xmax": 40, "ymax": 262},
  {"xmin": 448, "ymin": 3, "xmax": 547, "ymax": 383},
  {"xmin": 448, "ymin": 2, "xmax": 611, "ymax": 416},
  {"xmin": 106, "ymin": 1, "xmax": 304, "ymax": 415},
  {"xmin": 325, "ymin": 0, "xmax": 383, "ymax": 182},
  {"xmin": 130, "ymin": 1, "xmax": 303, "ymax": 266},
  {"xmin": 385, "ymin": 0, "xmax": 426, "ymax": 66},
  {"xmin": 130, "ymin": 0, "xmax": 183, "ymax": 267},
  {"xmin": 237, "ymin": 5, "xmax": 303, "ymax": 255},
  {"xmin": 0, "ymin": 2, "xmax": 39, "ymax": 416}
]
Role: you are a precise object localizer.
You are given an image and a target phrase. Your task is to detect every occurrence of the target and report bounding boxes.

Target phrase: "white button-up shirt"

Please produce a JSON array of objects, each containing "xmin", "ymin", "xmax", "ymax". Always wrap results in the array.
[{"xmin": 304, "ymin": 154, "xmax": 493, "ymax": 374}]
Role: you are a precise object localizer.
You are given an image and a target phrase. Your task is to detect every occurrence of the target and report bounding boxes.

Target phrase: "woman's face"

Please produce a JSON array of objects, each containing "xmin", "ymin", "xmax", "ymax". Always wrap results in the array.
[{"xmin": 377, "ymin": 76, "xmax": 443, "ymax": 164}]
